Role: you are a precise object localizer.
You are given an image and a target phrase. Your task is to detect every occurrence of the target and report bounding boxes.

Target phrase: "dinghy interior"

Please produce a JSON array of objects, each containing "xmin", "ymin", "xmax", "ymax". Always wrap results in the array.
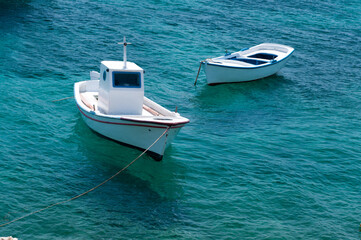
[{"xmin": 210, "ymin": 43, "xmax": 294, "ymax": 68}]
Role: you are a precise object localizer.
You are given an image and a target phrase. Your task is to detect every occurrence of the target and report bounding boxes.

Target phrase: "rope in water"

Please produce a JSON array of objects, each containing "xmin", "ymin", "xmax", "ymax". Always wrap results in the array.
[
  {"xmin": 51, "ymin": 96, "xmax": 74, "ymax": 102},
  {"xmin": 194, "ymin": 61, "xmax": 204, "ymax": 86},
  {"xmin": 0, "ymin": 127, "xmax": 170, "ymax": 227},
  {"xmin": 194, "ymin": 59, "xmax": 213, "ymax": 86}
]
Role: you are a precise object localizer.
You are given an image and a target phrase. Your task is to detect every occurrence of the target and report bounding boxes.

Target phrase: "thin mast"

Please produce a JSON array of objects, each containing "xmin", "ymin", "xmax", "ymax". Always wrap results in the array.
[{"xmin": 118, "ymin": 36, "xmax": 131, "ymax": 69}]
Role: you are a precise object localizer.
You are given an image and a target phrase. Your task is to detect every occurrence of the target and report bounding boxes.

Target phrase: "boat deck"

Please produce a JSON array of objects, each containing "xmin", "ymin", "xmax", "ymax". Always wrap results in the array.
[{"xmin": 80, "ymin": 92, "xmax": 163, "ymax": 116}]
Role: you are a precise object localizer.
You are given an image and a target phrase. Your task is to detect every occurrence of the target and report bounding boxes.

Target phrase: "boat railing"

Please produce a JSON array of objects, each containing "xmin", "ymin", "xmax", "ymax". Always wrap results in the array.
[{"xmin": 143, "ymin": 97, "xmax": 177, "ymax": 117}]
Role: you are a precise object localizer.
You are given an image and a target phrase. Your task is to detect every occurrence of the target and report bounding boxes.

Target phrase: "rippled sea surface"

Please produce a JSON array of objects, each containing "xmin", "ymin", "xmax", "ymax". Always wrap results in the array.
[{"xmin": 1, "ymin": 0, "xmax": 361, "ymax": 239}]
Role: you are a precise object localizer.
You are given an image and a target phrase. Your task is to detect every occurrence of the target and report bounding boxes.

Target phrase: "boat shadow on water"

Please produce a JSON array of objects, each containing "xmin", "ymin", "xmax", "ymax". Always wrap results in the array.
[
  {"xmin": 73, "ymin": 116, "xmax": 186, "ymax": 196},
  {"xmin": 194, "ymin": 74, "xmax": 291, "ymax": 108},
  {"xmin": 66, "ymin": 118, "xmax": 189, "ymax": 228},
  {"xmin": 190, "ymin": 74, "xmax": 294, "ymax": 136}
]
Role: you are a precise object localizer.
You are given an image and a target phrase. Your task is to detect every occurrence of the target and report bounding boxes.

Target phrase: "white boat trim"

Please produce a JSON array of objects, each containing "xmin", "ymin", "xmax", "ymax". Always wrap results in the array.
[
  {"xmin": 76, "ymin": 105, "xmax": 188, "ymax": 129},
  {"xmin": 74, "ymin": 81, "xmax": 188, "ymax": 127},
  {"xmin": 205, "ymin": 51, "xmax": 293, "ymax": 70},
  {"xmin": 74, "ymin": 80, "xmax": 189, "ymax": 160}
]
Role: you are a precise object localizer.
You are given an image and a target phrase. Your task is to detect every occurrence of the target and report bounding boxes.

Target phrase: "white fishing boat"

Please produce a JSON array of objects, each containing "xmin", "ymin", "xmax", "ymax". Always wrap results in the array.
[
  {"xmin": 201, "ymin": 43, "xmax": 294, "ymax": 85},
  {"xmin": 74, "ymin": 38, "xmax": 189, "ymax": 160}
]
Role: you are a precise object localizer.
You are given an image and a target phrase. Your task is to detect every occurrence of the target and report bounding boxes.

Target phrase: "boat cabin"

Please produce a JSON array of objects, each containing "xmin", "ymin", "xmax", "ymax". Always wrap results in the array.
[{"xmin": 97, "ymin": 61, "xmax": 144, "ymax": 115}]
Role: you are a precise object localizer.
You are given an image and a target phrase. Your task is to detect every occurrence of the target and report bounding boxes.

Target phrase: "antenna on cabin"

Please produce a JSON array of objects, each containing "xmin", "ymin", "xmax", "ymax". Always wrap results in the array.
[{"xmin": 118, "ymin": 36, "xmax": 131, "ymax": 69}]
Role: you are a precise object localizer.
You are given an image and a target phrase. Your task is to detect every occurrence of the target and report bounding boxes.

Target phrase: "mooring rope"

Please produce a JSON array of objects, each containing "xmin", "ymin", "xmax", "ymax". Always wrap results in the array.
[
  {"xmin": 52, "ymin": 96, "xmax": 74, "ymax": 102},
  {"xmin": 194, "ymin": 59, "xmax": 213, "ymax": 86},
  {"xmin": 194, "ymin": 60, "xmax": 205, "ymax": 86},
  {"xmin": 0, "ymin": 127, "xmax": 170, "ymax": 227}
]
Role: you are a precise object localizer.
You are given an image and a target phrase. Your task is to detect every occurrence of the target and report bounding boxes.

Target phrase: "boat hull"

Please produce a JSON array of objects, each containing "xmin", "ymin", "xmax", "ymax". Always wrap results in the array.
[
  {"xmin": 203, "ymin": 43, "xmax": 294, "ymax": 85},
  {"xmin": 204, "ymin": 58, "xmax": 290, "ymax": 85},
  {"xmin": 77, "ymin": 105, "xmax": 183, "ymax": 160}
]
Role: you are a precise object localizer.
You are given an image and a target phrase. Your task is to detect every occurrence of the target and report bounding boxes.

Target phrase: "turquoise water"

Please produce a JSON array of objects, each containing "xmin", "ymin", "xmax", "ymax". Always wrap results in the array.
[{"xmin": 1, "ymin": 0, "xmax": 361, "ymax": 239}]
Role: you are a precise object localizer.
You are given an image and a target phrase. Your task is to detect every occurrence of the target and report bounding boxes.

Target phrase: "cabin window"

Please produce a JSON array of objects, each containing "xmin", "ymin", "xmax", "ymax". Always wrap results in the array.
[
  {"xmin": 102, "ymin": 71, "xmax": 106, "ymax": 81},
  {"xmin": 112, "ymin": 72, "xmax": 141, "ymax": 88}
]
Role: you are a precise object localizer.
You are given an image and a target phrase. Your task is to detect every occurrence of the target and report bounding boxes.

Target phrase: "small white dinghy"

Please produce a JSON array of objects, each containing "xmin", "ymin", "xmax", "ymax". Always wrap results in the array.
[
  {"xmin": 74, "ymin": 38, "xmax": 189, "ymax": 160},
  {"xmin": 200, "ymin": 43, "xmax": 294, "ymax": 85}
]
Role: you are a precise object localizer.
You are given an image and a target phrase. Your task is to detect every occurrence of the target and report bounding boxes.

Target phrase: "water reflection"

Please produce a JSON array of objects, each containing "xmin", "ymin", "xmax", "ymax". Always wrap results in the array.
[
  {"xmin": 190, "ymin": 74, "xmax": 292, "ymax": 135},
  {"xmin": 60, "ymin": 116, "xmax": 189, "ymax": 227},
  {"xmin": 72, "ymin": 116, "xmax": 186, "ymax": 200}
]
